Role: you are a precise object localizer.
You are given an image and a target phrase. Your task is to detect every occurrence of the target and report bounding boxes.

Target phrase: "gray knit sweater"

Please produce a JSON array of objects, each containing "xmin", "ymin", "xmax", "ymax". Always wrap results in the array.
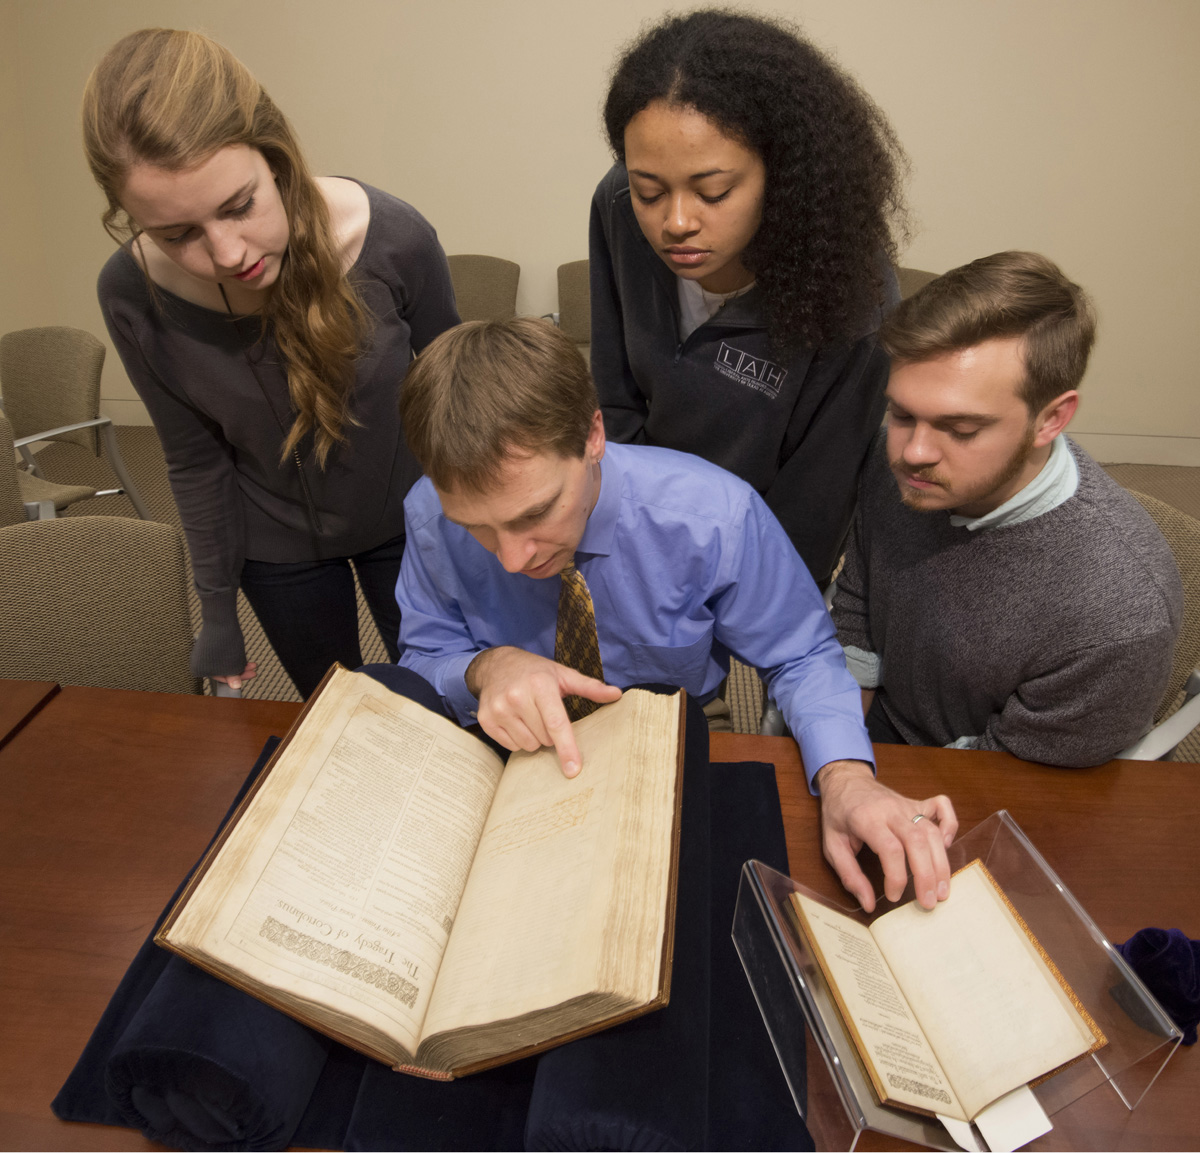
[
  {"xmin": 98, "ymin": 183, "xmax": 459, "ymax": 678},
  {"xmin": 832, "ymin": 436, "xmax": 1182, "ymax": 766}
]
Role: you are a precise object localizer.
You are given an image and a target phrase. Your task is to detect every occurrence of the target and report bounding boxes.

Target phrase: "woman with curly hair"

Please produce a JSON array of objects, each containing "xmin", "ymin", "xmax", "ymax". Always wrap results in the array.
[
  {"xmin": 82, "ymin": 28, "xmax": 458, "ymax": 698},
  {"xmin": 591, "ymin": 9, "xmax": 907, "ymax": 585}
]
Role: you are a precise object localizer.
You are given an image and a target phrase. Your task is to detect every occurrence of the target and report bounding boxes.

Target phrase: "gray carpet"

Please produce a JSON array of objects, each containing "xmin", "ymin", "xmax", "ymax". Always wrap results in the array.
[{"xmin": 26, "ymin": 427, "xmax": 1200, "ymax": 758}]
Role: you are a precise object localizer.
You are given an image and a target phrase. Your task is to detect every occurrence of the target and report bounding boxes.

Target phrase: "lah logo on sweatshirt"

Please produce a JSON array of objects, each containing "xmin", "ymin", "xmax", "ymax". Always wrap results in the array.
[{"xmin": 713, "ymin": 342, "xmax": 787, "ymax": 398}]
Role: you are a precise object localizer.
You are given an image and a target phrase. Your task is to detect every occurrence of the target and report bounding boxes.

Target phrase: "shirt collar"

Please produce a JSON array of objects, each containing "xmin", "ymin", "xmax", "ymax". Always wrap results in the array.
[
  {"xmin": 577, "ymin": 444, "xmax": 622, "ymax": 557},
  {"xmin": 949, "ymin": 434, "xmax": 1079, "ymax": 532}
]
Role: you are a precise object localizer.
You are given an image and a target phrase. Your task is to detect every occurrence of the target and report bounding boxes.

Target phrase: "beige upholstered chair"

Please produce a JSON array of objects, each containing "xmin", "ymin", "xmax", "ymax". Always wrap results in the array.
[
  {"xmin": 446, "ymin": 255, "xmax": 520, "ymax": 323},
  {"xmin": 556, "ymin": 260, "xmax": 591, "ymax": 355},
  {"xmin": 1, "ymin": 410, "xmax": 96, "ymax": 521},
  {"xmin": 894, "ymin": 266, "xmax": 939, "ymax": 300},
  {"xmin": 1116, "ymin": 491, "xmax": 1200, "ymax": 759},
  {"xmin": 0, "ymin": 515, "xmax": 198, "ymax": 693},
  {"xmin": 0, "ymin": 326, "xmax": 150, "ymax": 520},
  {"xmin": 0, "ymin": 414, "xmax": 28, "ymax": 527},
  {"xmin": 12, "ymin": 467, "xmax": 98, "ymax": 520}
]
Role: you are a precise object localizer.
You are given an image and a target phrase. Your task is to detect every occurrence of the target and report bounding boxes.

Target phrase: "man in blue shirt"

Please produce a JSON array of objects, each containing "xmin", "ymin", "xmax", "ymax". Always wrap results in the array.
[{"xmin": 395, "ymin": 318, "xmax": 955, "ymax": 912}]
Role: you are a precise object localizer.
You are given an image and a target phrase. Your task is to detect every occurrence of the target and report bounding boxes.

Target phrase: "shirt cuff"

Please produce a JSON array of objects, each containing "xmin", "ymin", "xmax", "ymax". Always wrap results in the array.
[
  {"xmin": 440, "ymin": 652, "xmax": 485, "ymax": 726},
  {"xmin": 842, "ymin": 645, "xmax": 883, "ymax": 689},
  {"xmin": 795, "ymin": 719, "xmax": 876, "ymax": 794},
  {"xmin": 944, "ymin": 735, "xmax": 981, "ymax": 750}
]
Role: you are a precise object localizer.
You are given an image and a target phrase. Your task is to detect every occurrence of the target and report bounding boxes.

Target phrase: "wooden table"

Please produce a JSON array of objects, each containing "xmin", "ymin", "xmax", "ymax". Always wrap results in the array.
[
  {"xmin": 0, "ymin": 679, "xmax": 57, "ymax": 750},
  {"xmin": 0, "ymin": 686, "xmax": 1196, "ymax": 1151}
]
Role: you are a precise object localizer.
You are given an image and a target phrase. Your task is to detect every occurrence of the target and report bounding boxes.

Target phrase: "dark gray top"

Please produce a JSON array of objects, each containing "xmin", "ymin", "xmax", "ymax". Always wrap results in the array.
[
  {"xmin": 98, "ymin": 182, "xmax": 459, "ymax": 677},
  {"xmin": 832, "ymin": 435, "xmax": 1183, "ymax": 766}
]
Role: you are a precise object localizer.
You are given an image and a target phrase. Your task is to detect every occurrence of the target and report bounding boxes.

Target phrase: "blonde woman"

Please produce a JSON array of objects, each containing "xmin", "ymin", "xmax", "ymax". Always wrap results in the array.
[{"xmin": 83, "ymin": 28, "xmax": 459, "ymax": 698}]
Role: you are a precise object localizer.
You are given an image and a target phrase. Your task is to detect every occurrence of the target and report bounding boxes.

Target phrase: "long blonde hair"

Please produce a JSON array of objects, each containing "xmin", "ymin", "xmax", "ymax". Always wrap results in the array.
[{"xmin": 82, "ymin": 28, "xmax": 367, "ymax": 468}]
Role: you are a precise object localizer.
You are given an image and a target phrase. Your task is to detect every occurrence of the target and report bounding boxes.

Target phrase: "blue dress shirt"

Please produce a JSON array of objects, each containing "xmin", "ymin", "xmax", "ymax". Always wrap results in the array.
[{"xmin": 396, "ymin": 442, "xmax": 874, "ymax": 786}]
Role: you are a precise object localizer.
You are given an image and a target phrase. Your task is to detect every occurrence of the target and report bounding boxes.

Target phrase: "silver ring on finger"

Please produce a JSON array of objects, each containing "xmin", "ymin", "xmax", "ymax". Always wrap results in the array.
[{"xmin": 911, "ymin": 813, "xmax": 928, "ymax": 825}]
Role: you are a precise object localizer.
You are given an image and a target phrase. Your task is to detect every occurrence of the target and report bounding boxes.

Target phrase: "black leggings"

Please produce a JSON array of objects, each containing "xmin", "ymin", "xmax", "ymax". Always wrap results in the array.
[{"xmin": 239, "ymin": 533, "xmax": 405, "ymax": 699}]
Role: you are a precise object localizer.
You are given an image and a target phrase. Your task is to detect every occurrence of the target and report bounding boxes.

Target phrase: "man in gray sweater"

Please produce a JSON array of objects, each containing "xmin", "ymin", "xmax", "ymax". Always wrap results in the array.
[{"xmin": 832, "ymin": 251, "xmax": 1182, "ymax": 766}]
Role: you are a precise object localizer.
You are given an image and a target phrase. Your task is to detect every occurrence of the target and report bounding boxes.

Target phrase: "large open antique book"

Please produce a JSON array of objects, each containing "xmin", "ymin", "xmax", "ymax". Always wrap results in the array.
[
  {"xmin": 790, "ymin": 860, "xmax": 1106, "ymax": 1124},
  {"xmin": 158, "ymin": 666, "xmax": 686, "ymax": 1079}
]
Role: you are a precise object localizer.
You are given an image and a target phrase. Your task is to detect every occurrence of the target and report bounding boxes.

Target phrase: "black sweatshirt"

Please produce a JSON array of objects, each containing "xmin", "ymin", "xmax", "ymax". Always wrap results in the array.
[
  {"xmin": 98, "ymin": 183, "xmax": 459, "ymax": 677},
  {"xmin": 589, "ymin": 163, "xmax": 894, "ymax": 585}
]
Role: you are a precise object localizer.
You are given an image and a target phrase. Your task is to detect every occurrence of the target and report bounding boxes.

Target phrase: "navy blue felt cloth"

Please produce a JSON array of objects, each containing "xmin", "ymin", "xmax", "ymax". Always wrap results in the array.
[
  {"xmin": 1117, "ymin": 928, "xmax": 1200, "ymax": 1045},
  {"xmin": 342, "ymin": 1053, "xmax": 539, "ymax": 1151},
  {"xmin": 704, "ymin": 760, "xmax": 810, "ymax": 1151},
  {"xmin": 54, "ymin": 669, "xmax": 808, "ymax": 1150},
  {"xmin": 104, "ymin": 957, "xmax": 331, "ymax": 1150}
]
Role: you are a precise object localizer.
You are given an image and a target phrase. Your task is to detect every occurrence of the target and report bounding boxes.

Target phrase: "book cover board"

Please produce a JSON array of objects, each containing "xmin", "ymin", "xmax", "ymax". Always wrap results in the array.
[
  {"xmin": 157, "ymin": 665, "xmax": 686, "ymax": 1079},
  {"xmin": 789, "ymin": 859, "xmax": 1106, "ymax": 1123}
]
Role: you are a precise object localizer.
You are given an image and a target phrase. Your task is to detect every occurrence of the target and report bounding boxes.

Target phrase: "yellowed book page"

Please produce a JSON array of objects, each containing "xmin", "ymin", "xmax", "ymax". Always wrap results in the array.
[
  {"xmin": 792, "ymin": 893, "xmax": 966, "ymax": 1121},
  {"xmin": 422, "ymin": 689, "xmax": 677, "ymax": 1039},
  {"xmin": 168, "ymin": 668, "xmax": 504, "ymax": 1056},
  {"xmin": 593, "ymin": 691, "xmax": 679, "ymax": 1000},
  {"xmin": 870, "ymin": 860, "xmax": 1097, "ymax": 1120}
]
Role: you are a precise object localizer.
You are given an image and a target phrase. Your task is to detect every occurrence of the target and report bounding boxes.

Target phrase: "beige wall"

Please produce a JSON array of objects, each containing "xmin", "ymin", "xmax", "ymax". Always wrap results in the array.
[
  {"xmin": 2, "ymin": 0, "xmax": 1197, "ymax": 462},
  {"xmin": 0, "ymin": 1, "xmax": 53, "ymax": 330}
]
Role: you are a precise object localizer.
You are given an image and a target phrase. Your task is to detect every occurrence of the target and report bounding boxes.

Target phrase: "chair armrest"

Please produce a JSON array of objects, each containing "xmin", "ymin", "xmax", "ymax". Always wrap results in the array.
[
  {"xmin": 1116, "ymin": 670, "xmax": 1200, "ymax": 760},
  {"xmin": 13, "ymin": 417, "xmax": 111, "ymax": 447}
]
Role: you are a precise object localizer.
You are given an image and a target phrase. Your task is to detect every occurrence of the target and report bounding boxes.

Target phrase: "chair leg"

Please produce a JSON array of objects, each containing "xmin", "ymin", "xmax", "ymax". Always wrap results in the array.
[
  {"xmin": 17, "ymin": 443, "xmax": 43, "ymax": 478},
  {"xmin": 100, "ymin": 422, "xmax": 151, "ymax": 520},
  {"xmin": 24, "ymin": 500, "xmax": 56, "ymax": 520}
]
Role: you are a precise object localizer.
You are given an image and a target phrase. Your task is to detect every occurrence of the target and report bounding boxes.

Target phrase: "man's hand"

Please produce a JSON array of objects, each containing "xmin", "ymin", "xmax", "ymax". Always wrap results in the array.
[
  {"xmin": 466, "ymin": 647, "xmax": 622, "ymax": 777},
  {"xmin": 816, "ymin": 759, "xmax": 957, "ymax": 913}
]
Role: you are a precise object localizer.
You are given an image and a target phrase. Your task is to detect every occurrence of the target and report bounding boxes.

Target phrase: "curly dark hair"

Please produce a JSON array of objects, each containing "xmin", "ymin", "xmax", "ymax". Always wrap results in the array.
[{"xmin": 604, "ymin": 9, "xmax": 908, "ymax": 355}]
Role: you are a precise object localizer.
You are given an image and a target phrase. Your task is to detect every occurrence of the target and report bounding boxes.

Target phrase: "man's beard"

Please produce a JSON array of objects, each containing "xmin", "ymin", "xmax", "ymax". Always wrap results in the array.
[{"xmin": 891, "ymin": 422, "xmax": 1036, "ymax": 514}]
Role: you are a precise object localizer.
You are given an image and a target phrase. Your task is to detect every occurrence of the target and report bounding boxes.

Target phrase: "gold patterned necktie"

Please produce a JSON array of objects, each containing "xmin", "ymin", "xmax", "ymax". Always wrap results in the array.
[{"xmin": 555, "ymin": 562, "xmax": 605, "ymax": 722}]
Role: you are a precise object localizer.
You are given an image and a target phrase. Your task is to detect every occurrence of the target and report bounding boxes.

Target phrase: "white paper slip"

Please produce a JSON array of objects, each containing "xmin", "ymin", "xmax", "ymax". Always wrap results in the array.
[
  {"xmin": 938, "ymin": 1114, "xmax": 987, "ymax": 1151},
  {"xmin": 974, "ymin": 1084, "xmax": 1052, "ymax": 1152}
]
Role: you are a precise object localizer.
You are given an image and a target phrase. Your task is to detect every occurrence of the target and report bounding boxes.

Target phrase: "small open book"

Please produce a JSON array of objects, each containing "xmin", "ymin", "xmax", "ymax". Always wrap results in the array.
[
  {"xmin": 790, "ymin": 860, "xmax": 1106, "ymax": 1123},
  {"xmin": 157, "ymin": 666, "xmax": 685, "ymax": 1078}
]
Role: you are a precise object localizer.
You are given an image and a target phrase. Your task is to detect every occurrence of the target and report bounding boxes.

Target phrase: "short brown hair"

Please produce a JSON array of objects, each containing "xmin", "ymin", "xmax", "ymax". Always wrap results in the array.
[
  {"xmin": 880, "ymin": 251, "xmax": 1096, "ymax": 413},
  {"xmin": 400, "ymin": 318, "xmax": 598, "ymax": 493}
]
